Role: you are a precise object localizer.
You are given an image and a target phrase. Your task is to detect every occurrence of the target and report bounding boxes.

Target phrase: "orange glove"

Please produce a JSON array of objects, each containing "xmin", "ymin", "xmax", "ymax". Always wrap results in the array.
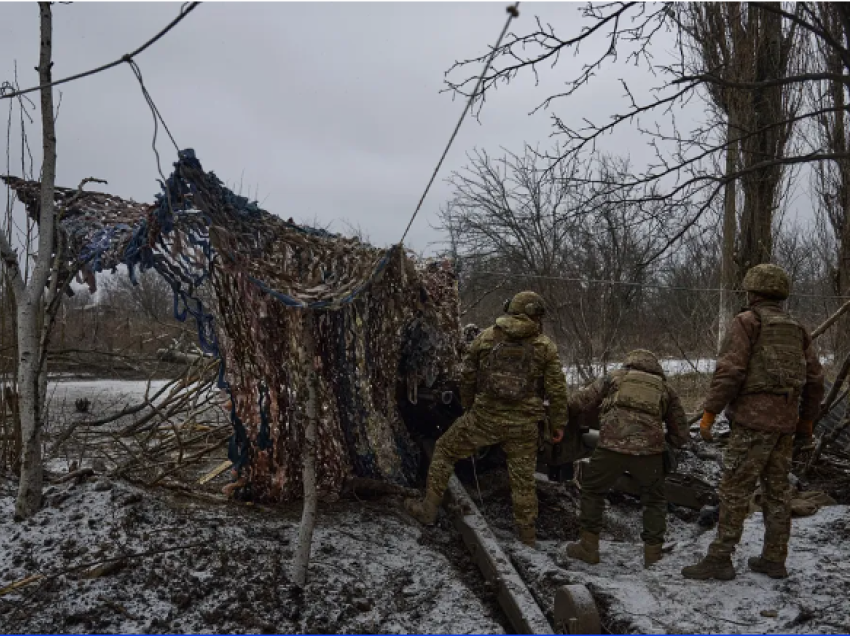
[
  {"xmin": 796, "ymin": 419, "xmax": 814, "ymax": 438},
  {"xmin": 699, "ymin": 411, "xmax": 717, "ymax": 442},
  {"xmin": 552, "ymin": 428, "xmax": 564, "ymax": 444}
]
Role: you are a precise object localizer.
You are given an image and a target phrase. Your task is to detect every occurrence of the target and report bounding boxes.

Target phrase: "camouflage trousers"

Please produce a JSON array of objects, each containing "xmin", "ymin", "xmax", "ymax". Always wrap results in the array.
[
  {"xmin": 579, "ymin": 448, "xmax": 667, "ymax": 545},
  {"xmin": 708, "ymin": 425, "xmax": 794, "ymax": 562},
  {"xmin": 426, "ymin": 409, "xmax": 538, "ymax": 528}
]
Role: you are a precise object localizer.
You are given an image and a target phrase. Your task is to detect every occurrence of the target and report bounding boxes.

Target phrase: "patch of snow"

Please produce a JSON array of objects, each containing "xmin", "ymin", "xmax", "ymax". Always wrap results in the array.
[
  {"xmin": 512, "ymin": 504, "xmax": 850, "ymax": 634},
  {"xmin": 0, "ymin": 478, "xmax": 506, "ymax": 634},
  {"xmin": 564, "ymin": 358, "xmax": 716, "ymax": 384}
]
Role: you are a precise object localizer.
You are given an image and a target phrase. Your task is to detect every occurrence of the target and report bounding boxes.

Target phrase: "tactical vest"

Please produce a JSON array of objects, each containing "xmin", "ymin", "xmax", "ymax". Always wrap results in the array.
[
  {"xmin": 604, "ymin": 369, "xmax": 665, "ymax": 418},
  {"xmin": 740, "ymin": 305, "xmax": 806, "ymax": 397},
  {"xmin": 481, "ymin": 332, "xmax": 537, "ymax": 402}
]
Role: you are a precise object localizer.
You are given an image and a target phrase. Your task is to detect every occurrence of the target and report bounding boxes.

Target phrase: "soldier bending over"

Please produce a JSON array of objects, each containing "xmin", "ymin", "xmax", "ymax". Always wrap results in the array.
[{"xmin": 563, "ymin": 349, "xmax": 688, "ymax": 568}]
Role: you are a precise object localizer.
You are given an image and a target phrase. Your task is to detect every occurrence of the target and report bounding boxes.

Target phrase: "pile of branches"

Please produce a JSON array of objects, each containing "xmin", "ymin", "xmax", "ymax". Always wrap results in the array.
[{"xmin": 48, "ymin": 356, "xmax": 229, "ymax": 489}]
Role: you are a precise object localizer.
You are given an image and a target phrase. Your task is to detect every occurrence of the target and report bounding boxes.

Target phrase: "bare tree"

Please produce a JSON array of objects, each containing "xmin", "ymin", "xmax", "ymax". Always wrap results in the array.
[
  {"xmin": 675, "ymin": 3, "xmax": 803, "ymax": 348},
  {"xmin": 0, "ymin": 3, "xmax": 59, "ymax": 519},
  {"xmin": 443, "ymin": 2, "xmax": 836, "ymax": 283},
  {"xmin": 807, "ymin": 3, "xmax": 850, "ymax": 359},
  {"xmin": 440, "ymin": 146, "xmax": 674, "ymax": 379}
]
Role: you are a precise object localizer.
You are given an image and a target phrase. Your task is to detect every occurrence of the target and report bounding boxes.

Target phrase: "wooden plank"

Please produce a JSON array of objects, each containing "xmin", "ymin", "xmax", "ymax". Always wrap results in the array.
[{"xmin": 198, "ymin": 459, "xmax": 232, "ymax": 485}]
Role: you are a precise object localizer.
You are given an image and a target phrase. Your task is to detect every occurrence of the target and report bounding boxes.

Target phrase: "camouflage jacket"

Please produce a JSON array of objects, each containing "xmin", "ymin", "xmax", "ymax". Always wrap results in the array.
[
  {"xmin": 569, "ymin": 368, "xmax": 689, "ymax": 455},
  {"xmin": 704, "ymin": 300, "xmax": 825, "ymax": 434},
  {"xmin": 460, "ymin": 314, "xmax": 568, "ymax": 430}
]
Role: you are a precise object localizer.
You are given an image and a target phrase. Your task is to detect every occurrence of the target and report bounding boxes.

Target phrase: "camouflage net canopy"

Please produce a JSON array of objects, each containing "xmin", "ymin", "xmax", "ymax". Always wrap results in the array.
[{"xmin": 2, "ymin": 151, "xmax": 463, "ymax": 502}]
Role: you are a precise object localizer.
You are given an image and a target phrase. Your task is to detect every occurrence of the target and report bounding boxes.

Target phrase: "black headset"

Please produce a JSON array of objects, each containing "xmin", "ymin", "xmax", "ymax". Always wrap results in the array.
[{"xmin": 503, "ymin": 298, "xmax": 544, "ymax": 316}]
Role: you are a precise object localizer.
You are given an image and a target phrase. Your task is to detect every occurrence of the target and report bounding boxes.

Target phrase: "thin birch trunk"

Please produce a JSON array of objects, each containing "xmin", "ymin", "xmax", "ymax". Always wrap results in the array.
[
  {"xmin": 14, "ymin": 2, "xmax": 57, "ymax": 520},
  {"xmin": 291, "ymin": 312, "xmax": 319, "ymax": 588},
  {"xmin": 717, "ymin": 116, "xmax": 739, "ymax": 353}
]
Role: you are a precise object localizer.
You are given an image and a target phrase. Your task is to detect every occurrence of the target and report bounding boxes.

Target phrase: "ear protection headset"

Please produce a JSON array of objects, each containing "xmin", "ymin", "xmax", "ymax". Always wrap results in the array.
[{"xmin": 503, "ymin": 298, "xmax": 545, "ymax": 316}]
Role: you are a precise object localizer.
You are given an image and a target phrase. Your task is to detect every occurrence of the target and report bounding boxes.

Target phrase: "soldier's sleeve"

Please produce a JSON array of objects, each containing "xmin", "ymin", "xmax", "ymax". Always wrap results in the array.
[
  {"xmin": 542, "ymin": 340, "xmax": 569, "ymax": 428},
  {"xmin": 568, "ymin": 375, "xmax": 607, "ymax": 415},
  {"xmin": 459, "ymin": 336, "xmax": 482, "ymax": 410},
  {"xmin": 799, "ymin": 330, "xmax": 825, "ymax": 421},
  {"xmin": 663, "ymin": 385, "xmax": 689, "ymax": 448},
  {"xmin": 703, "ymin": 314, "xmax": 752, "ymax": 414}
]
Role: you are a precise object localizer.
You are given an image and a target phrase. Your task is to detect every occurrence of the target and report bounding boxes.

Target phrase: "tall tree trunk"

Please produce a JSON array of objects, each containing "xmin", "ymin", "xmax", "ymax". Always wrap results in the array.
[
  {"xmin": 736, "ymin": 2, "xmax": 787, "ymax": 283},
  {"xmin": 837, "ymin": 172, "xmax": 850, "ymax": 359},
  {"xmin": 718, "ymin": 115, "xmax": 739, "ymax": 352},
  {"xmin": 15, "ymin": 2, "xmax": 57, "ymax": 520},
  {"xmin": 828, "ymin": 9, "xmax": 850, "ymax": 361}
]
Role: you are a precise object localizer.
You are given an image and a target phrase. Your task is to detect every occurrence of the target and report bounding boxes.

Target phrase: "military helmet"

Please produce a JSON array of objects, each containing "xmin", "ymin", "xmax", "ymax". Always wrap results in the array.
[
  {"xmin": 742, "ymin": 263, "xmax": 791, "ymax": 300},
  {"xmin": 505, "ymin": 291, "xmax": 546, "ymax": 317},
  {"xmin": 463, "ymin": 323, "xmax": 482, "ymax": 343},
  {"xmin": 623, "ymin": 349, "xmax": 664, "ymax": 375}
]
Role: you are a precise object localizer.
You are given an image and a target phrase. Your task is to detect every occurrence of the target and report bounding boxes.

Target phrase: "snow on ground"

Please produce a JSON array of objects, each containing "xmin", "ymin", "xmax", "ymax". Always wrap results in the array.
[
  {"xmin": 0, "ymin": 477, "xmax": 506, "ymax": 634},
  {"xmin": 564, "ymin": 355, "xmax": 836, "ymax": 385},
  {"xmin": 41, "ymin": 378, "xmax": 224, "ymax": 477},
  {"xmin": 509, "ymin": 503, "xmax": 850, "ymax": 634},
  {"xmin": 45, "ymin": 379, "xmax": 186, "ymax": 416},
  {"xmin": 3, "ymin": 379, "xmax": 847, "ymax": 634},
  {"xmin": 564, "ymin": 359, "xmax": 716, "ymax": 385}
]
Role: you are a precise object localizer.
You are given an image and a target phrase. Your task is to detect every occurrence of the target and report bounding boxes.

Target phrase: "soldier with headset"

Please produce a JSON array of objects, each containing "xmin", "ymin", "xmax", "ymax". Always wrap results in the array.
[{"xmin": 404, "ymin": 291, "xmax": 569, "ymax": 547}]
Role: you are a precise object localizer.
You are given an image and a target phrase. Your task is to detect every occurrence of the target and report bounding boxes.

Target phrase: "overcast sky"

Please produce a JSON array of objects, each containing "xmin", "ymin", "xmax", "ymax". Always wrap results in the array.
[{"xmin": 2, "ymin": 2, "xmax": 706, "ymax": 254}]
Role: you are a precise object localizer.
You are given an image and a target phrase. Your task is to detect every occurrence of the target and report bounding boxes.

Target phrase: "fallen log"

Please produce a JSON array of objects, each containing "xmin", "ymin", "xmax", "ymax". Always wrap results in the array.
[
  {"xmin": 156, "ymin": 348, "xmax": 207, "ymax": 365},
  {"xmin": 422, "ymin": 440, "xmax": 554, "ymax": 634},
  {"xmin": 48, "ymin": 467, "xmax": 94, "ymax": 484}
]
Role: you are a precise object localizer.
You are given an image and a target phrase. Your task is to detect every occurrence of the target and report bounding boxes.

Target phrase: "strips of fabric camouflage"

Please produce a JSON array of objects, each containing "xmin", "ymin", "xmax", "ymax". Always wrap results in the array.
[{"xmin": 2, "ymin": 152, "xmax": 463, "ymax": 503}]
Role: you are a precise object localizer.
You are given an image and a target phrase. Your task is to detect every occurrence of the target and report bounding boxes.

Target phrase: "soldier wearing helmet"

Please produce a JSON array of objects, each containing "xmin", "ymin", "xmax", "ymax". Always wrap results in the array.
[
  {"xmin": 561, "ymin": 349, "xmax": 688, "ymax": 568},
  {"xmin": 404, "ymin": 291, "xmax": 569, "ymax": 547},
  {"xmin": 683, "ymin": 264, "xmax": 824, "ymax": 581}
]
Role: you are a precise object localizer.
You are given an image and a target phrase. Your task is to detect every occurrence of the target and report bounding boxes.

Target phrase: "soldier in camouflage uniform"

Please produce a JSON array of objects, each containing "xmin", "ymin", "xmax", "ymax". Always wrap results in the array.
[
  {"xmin": 682, "ymin": 264, "xmax": 824, "ymax": 581},
  {"xmin": 562, "ymin": 350, "xmax": 689, "ymax": 567},
  {"xmin": 404, "ymin": 291, "xmax": 569, "ymax": 547}
]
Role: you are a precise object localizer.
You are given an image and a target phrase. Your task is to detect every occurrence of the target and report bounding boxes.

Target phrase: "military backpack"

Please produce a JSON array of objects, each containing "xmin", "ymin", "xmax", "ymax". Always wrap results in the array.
[
  {"xmin": 741, "ymin": 305, "xmax": 807, "ymax": 397},
  {"xmin": 605, "ymin": 369, "xmax": 665, "ymax": 418},
  {"xmin": 481, "ymin": 333, "xmax": 537, "ymax": 402}
]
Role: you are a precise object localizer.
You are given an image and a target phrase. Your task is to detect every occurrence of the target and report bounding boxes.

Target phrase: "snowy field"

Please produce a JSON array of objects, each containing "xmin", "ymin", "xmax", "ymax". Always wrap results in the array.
[
  {"xmin": 564, "ymin": 358, "xmax": 716, "ymax": 385},
  {"xmin": 564, "ymin": 355, "xmax": 836, "ymax": 385}
]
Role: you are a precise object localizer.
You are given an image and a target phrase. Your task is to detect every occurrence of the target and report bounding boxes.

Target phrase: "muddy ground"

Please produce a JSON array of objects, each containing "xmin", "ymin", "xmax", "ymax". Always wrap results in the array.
[
  {"xmin": 2, "ymin": 461, "xmax": 849, "ymax": 634},
  {"xmin": 0, "ymin": 473, "xmax": 509, "ymax": 634},
  {"xmin": 2, "ymin": 379, "xmax": 850, "ymax": 634}
]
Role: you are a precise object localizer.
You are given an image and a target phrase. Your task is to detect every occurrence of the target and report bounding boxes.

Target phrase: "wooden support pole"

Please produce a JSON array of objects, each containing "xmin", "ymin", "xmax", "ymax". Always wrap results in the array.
[
  {"xmin": 291, "ymin": 311, "xmax": 319, "ymax": 588},
  {"xmin": 812, "ymin": 297, "xmax": 850, "ymax": 340},
  {"xmin": 819, "ymin": 351, "xmax": 850, "ymax": 420}
]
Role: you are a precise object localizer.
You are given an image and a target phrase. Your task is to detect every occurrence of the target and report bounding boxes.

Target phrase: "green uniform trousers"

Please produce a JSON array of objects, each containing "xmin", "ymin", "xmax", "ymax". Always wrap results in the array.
[
  {"xmin": 426, "ymin": 409, "xmax": 538, "ymax": 528},
  {"xmin": 708, "ymin": 425, "xmax": 793, "ymax": 562},
  {"xmin": 579, "ymin": 447, "xmax": 667, "ymax": 545}
]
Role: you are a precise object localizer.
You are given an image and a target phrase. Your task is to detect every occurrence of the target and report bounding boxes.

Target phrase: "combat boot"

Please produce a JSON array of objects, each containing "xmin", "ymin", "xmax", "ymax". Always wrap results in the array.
[
  {"xmin": 404, "ymin": 490, "xmax": 441, "ymax": 526},
  {"xmin": 681, "ymin": 554, "xmax": 736, "ymax": 580},
  {"xmin": 748, "ymin": 556, "xmax": 788, "ymax": 579},
  {"xmin": 517, "ymin": 525, "xmax": 536, "ymax": 548},
  {"xmin": 564, "ymin": 530, "xmax": 600, "ymax": 565},
  {"xmin": 644, "ymin": 543, "xmax": 663, "ymax": 568}
]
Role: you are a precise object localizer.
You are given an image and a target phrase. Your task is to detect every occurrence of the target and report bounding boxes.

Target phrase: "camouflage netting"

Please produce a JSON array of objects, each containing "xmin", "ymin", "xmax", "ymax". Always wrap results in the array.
[{"xmin": 2, "ymin": 150, "xmax": 463, "ymax": 502}]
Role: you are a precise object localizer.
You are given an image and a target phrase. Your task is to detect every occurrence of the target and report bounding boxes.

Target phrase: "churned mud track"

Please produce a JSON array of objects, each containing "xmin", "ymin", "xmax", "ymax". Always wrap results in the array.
[{"xmin": 0, "ymin": 476, "xmax": 508, "ymax": 634}]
